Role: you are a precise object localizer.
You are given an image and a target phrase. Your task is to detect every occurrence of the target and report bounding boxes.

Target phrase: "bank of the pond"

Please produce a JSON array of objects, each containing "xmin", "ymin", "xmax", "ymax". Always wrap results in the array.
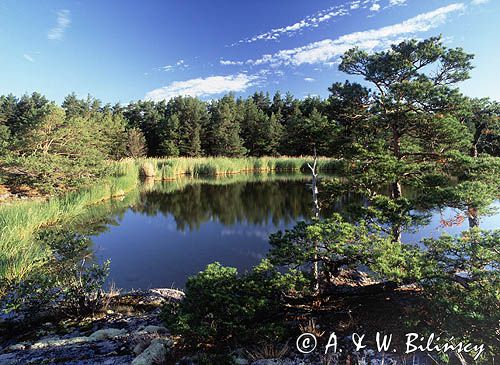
[
  {"xmin": 0, "ymin": 157, "xmax": 340, "ymax": 293},
  {"xmin": 0, "ymin": 161, "xmax": 139, "ymax": 288}
]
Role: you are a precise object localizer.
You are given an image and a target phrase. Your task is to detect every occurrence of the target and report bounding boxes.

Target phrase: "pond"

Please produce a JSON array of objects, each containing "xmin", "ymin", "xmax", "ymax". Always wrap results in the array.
[{"xmin": 89, "ymin": 173, "xmax": 499, "ymax": 290}]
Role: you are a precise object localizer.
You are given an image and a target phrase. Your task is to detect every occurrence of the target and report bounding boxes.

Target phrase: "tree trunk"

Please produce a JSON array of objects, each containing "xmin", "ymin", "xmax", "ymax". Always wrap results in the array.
[
  {"xmin": 390, "ymin": 181, "xmax": 402, "ymax": 199},
  {"xmin": 468, "ymin": 137, "xmax": 479, "ymax": 228},
  {"xmin": 391, "ymin": 124, "xmax": 402, "ymax": 200},
  {"xmin": 391, "ymin": 224, "xmax": 402, "ymax": 243},
  {"xmin": 470, "ymin": 145, "xmax": 478, "ymax": 158},
  {"xmin": 308, "ymin": 148, "xmax": 320, "ymax": 295},
  {"xmin": 467, "ymin": 206, "xmax": 479, "ymax": 228}
]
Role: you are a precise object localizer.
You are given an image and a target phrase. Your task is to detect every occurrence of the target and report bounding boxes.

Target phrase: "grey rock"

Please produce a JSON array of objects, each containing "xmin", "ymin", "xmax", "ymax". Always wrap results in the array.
[
  {"xmin": 30, "ymin": 335, "xmax": 91, "ymax": 349},
  {"xmin": 131, "ymin": 338, "xmax": 173, "ymax": 365},
  {"xmin": 89, "ymin": 328, "xmax": 127, "ymax": 340},
  {"xmin": 137, "ymin": 325, "xmax": 169, "ymax": 335},
  {"xmin": 234, "ymin": 357, "xmax": 250, "ymax": 365},
  {"xmin": 0, "ymin": 352, "xmax": 17, "ymax": 365}
]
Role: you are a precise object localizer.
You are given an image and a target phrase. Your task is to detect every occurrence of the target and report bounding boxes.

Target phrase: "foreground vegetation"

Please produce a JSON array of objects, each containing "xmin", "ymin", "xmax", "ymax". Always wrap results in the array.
[{"xmin": 0, "ymin": 161, "xmax": 137, "ymax": 287}]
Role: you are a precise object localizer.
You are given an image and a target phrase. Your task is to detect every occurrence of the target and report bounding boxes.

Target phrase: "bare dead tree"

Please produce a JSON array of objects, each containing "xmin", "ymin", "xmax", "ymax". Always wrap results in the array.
[{"xmin": 307, "ymin": 146, "xmax": 320, "ymax": 294}]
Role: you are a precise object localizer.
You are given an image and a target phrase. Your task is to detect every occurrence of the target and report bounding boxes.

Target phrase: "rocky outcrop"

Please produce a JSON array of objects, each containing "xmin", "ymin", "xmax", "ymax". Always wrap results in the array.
[{"xmin": 0, "ymin": 288, "xmax": 183, "ymax": 365}]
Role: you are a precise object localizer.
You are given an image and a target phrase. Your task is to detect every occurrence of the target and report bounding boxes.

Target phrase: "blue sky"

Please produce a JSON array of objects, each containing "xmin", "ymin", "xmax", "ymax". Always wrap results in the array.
[{"xmin": 0, "ymin": 0, "xmax": 498, "ymax": 104}]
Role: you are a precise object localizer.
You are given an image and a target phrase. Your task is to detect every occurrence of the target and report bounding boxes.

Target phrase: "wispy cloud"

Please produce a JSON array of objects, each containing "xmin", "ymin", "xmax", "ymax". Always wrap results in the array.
[
  {"xmin": 389, "ymin": 0, "xmax": 407, "ymax": 6},
  {"xmin": 220, "ymin": 59, "xmax": 244, "ymax": 66},
  {"xmin": 23, "ymin": 54, "xmax": 35, "ymax": 63},
  {"xmin": 48, "ymin": 9, "xmax": 71, "ymax": 40},
  {"xmin": 304, "ymin": 77, "xmax": 315, "ymax": 82},
  {"xmin": 160, "ymin": 59, "xmax": 189, "ymax": 72},
  {"xmin": 230, "ymin": 0, "xmax": 391, "ymax": 46},
  {"xmin": 471, "ymin": 0, "xmax": 489, "ymax": 4},
  {"xmin": 145, "ymin": 73, "xmax": 259, "ymax": 101},
  {"xmin": 229, "ymin": 3, "xmax": 464, "ymax": 68}
]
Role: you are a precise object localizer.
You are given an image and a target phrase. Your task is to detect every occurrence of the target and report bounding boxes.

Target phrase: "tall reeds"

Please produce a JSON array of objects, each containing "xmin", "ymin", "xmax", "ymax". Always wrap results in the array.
[
  {"xmin": 0, "ymin": 159, "xmax": 139, "ymax": 287},
  {"xmin": 138, "ymin": 156, "xmax": 340, "ymax": 179}
]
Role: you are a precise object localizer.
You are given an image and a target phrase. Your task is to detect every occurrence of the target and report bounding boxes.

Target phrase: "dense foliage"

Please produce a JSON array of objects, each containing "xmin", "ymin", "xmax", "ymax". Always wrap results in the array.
[{"xmin": 161, "ymin": 261, "xmax": 308, "ymax": 351}]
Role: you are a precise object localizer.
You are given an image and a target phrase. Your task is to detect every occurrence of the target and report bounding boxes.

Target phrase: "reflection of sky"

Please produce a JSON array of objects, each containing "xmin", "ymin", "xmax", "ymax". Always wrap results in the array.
[
  {"xmin": 93, "ymin": 211, "xmax": 299, "ymax": 290},
  {"xmin": 402, "ymin": 202, "xmax": 500, "ymax": 244},
  {"xmin": 93, "ymin": 198, "xmax": 499, "ymax": 291}
]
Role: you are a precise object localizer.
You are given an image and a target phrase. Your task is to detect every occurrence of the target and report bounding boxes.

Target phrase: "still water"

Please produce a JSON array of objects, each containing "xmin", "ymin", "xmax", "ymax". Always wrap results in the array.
[{"xmin": 90, "ymin": 174, "xmax": 499, "ymax": 290}]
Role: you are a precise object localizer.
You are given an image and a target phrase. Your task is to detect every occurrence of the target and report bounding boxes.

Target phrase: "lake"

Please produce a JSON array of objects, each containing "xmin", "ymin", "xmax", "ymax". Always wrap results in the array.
[{"xmin": 90, "ymin": 173, "xmax": 499, "ymax": 290}]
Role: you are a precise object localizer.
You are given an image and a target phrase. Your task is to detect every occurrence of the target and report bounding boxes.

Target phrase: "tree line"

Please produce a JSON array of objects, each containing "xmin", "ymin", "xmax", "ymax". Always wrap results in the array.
[{"xmin": 0, "ymin": 36, "xmax": 498, "ymax": 194}]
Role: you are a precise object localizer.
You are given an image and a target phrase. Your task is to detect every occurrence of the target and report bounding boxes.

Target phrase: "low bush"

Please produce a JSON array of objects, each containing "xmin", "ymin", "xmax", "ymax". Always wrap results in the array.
[
  {"xmin": 161, "ymin": 260, "xmax": 309, "ymax": 351},
  {"xmin": 139, "ymin": 161, "xmax": 156, "ymax": 178}
]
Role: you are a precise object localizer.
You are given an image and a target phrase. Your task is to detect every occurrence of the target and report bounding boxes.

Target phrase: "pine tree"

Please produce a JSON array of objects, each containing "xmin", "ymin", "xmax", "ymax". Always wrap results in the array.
[
  {"xmin": 206, "ymin": 95, "xmax": 245, "ymax": 156},
  {"xmin": 126, "ymin": 128, "xmax": 148, "ymax": 158}
]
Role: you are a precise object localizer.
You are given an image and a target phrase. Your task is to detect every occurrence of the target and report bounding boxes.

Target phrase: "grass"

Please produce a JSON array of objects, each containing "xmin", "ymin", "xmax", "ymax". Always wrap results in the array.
[
  {"xmin": 138, "ymin": 156, "xmax": 341, "ymax": 179},
  {"xmin": 0, "ymin": 160, "xmax": 139, "ymax": 290},
  {"xmin": 0, "ymin": 156, "xmax": 340, "ymax": 293}
]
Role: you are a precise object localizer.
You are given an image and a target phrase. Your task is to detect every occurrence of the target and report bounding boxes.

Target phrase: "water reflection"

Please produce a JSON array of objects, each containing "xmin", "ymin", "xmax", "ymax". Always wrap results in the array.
[{"xmin": 89, "ymin": 174, "xmax": 499, "ymax": 290}]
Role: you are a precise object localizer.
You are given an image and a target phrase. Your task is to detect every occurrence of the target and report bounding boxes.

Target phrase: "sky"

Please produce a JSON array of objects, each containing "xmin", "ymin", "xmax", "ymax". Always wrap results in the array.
[{"xmin": 0, "ymin": 0, "xmax": 499, "ymax": 104}]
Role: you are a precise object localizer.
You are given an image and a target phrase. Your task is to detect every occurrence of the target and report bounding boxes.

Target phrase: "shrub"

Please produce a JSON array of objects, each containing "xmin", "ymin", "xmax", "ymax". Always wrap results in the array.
[{"xmin": 161, "ymin": 260, "xmax": 309, "ymax": 351}]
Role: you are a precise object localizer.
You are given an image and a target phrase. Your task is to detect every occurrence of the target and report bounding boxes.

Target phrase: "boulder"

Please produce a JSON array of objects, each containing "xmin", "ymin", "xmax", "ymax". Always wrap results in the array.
[
  {"xmin": 132, "ymin": 338, "xmax": 173, "ymax": 365},
  {"xmin": 89, "ymin": 328, "xmax": 127, "ymax": 340}
]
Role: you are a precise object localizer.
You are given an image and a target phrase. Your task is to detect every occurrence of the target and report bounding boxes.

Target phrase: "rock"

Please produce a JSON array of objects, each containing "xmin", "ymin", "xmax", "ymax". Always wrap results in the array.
[
  {"xmin": 6, "ymin": 342, "xmax": 27, "ymax": 351},
  {"xmin": 30, "ymin": 336, "xmax": 90, "ymax": 349},
  {"xmin": 139, "ymin": 325, "xmax": 169, "ymax": 334},
  {"xmin": 0, "ymin": 288, "xmax": 180, "ymax": 364},
  {"xmin": 0, "ymin": 352, "xmax": 17, "ymax": 365},
  {"xmin": 234, "ymin": 357, "xmax": 250, "ymax": 365},
  {"xmin": 132, "ymin": 338, "xmax": 173, "ymax": 365},
  {"xmin": 89, "ymin": 328, "xmax": 127, "ymax": 340},
  {"xmin": 250, "ymin": 360, "xmax": 306, "ymax": 365}
]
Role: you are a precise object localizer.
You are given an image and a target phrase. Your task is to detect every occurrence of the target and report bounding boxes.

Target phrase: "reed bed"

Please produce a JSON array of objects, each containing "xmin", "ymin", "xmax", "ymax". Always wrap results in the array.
[
  {"xmin": 138, "ymin": 156, "xmax": 341, "ymax": 180},
  {"xmin": 0, "ymin": 159, "xmax": 138, "ymax": 286}
]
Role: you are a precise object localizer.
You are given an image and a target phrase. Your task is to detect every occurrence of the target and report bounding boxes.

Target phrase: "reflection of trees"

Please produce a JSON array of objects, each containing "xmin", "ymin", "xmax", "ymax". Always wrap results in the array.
[
  {"xmin": 133, "ymin": 180, "xmax": 315, "ymax": 231},
  {"xmin": 70, "ymin": 191, "xmax": 140, "ymax": 236}
]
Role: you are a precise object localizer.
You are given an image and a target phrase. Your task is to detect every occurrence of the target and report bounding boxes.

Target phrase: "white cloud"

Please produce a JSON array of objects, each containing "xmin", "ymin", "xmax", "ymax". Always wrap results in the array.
[
  {"xmin": 145, "ymin": 73, "xmax": 258, "ymax": 101},
  {"xmin": 234, "ymin": 3, "xmax": 464, "ymax": 67},
  {"xmin": 160, "ymin": 59, "xmax": 189, "ymax": 72},
  {"xmin": 471, "ymin": 0, "xmax": 489, "ymax": 4},
  {"xmin": 389, "ymin": 0, "xmax": 407, "ymax": 6},
  {"xmin": 47, "ymin": 10, "xmax": 71, "ymax": 40},
  {"xmin": 23, "ymin": 54, "xmax": 34, "ymax": 62},
  {"xmin": 304, "ymin": 77, "xmax": 315, "ymax": 82},
  {"xmin": 220, "ymin": 59, "xmax": 244, "ymax": 66},
  {"xmin": 231, "ymin": 0, "xmax": 389, "ymax": 46}
]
